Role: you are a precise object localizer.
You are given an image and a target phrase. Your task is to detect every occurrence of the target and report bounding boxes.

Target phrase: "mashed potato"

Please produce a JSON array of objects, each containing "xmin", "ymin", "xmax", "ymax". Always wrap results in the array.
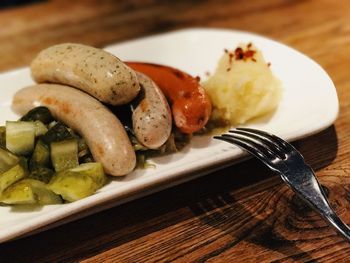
[{"xmin": 203, "ymin": 43, "xmax": 282, "ymax": 126}]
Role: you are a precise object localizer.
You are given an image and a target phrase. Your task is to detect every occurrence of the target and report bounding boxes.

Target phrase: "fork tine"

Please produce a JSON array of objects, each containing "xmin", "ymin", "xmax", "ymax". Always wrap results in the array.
[
  {"xmin": 229, "ymin": 129, "xmax": 286, "ymax": 159},
  {"xmin": 214, "ymin": 134, "xmax": 277, "ymax": 170},
  {"xmin": 214, "ymin": 135, "xmax": 265, "ymax": 160},
  {"xmin": 236, "ymin": 127, "xmax": 295, "ymax": 151}
]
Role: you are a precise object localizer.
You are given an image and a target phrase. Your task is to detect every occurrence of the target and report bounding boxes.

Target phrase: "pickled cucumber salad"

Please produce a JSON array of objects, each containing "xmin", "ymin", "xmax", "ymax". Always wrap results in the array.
[
  {"xmin": 0, "ymin": 107, "xmax": 107, "ymax": 205},
  {"xmin": 0, "ymin": 106, "xmax": 188, "ymax": 206}
]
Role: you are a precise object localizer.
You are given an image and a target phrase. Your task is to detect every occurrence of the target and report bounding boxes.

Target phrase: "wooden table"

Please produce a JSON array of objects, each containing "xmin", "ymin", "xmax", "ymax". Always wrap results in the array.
[{"xmin": 1, "ymin": 0, "xmax": 350, "ymax": 262}]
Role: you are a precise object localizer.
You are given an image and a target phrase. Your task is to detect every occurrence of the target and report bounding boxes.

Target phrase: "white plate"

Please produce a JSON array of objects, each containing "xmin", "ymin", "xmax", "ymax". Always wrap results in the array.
[{"xmin": 0, "ymin": 28, "xmax": 338, "ymax": 243}]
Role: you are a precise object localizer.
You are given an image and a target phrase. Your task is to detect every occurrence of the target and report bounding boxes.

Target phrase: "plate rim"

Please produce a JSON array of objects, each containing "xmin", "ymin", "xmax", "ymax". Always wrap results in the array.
[{"xmin": 0, "ymin": 27, "xmax": 339, "ymax": 243}]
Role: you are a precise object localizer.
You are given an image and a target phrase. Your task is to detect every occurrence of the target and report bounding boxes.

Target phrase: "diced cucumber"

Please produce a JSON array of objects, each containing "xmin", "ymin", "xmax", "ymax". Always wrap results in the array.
[
  {"xmin": 77, "ymin": 137, "xmax": 88, "ymax": 152},
  {"xmin": 79, "ymin": 154, "xmax": 94, "ymax": 164},
  {"xmin": 42, "ymin": 122, "xmax": 72, "ymax": 145},
  {"xmin": 48, "ymin": 121, "xmax": 57, "ymax": 129},
  {"xmin": 30, "ymin": 140, "xmax": 50, "ymax": 168},
  {"xmin": 77, "ymin": 137, "xmax": 94, "ymax": 163},
  {"xmin": 48, "ymin": 162, "xmax": 106, "ymax": 202},
  {"xmin": 78, "ymin": 148, "xmax": 90, "ymax": 159},
  {"xmin": 0, "ymin": 159, "xmax": 27, "ymax": 194},
  {"xmin": 34, "ymin": 120, "xmax": 48, "ymax": 137},
  {"xmin": 20, "ymin": 106, "xmax": 54, "ymax": 124},
  {"xmin": 0, "ymin": 147, "xmax": 19, "ymax": 173},
  {"xmin": 28, "ymin": 166, "xmax": 55, "ymax": 184},
  {"xmin": 48, "ymin": 172, "xmax": 96, "ymax": 202},
  {"xmin": 0, "ymin": 180, "xmax": 35, "ymax": 205},
  {"xmin": 6, "ymin": 121, "xmax": 35, "ymax": 155},
  {"xmin": 70, "ymin": 162, "xmax": 106, "ymax": 189},
  {"xmin": 0, "ymin": 179, "xmax": 62, "ymax": 205},
  {"xmin": 50, "ymin": 139, "xmax": 79, "ymax": 172},
  {"xmin": 77, "ymin": 139, "xmax": 89, "ymax": 157},
  {"xmin": 0, "ymin": 126, "xmax": 5, "ymax": 148},
  {"xmin": 31, "ymin": 180, "xmax": 62, "ymax": 205}
]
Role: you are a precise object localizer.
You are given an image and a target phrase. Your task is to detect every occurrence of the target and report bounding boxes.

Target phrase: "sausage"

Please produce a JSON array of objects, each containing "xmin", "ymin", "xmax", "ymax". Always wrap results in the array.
[
  {"xmin": 126, "ymin": 62, "xmax": 212, "ymax": 134},
  {"xmin": 31, "ymin": 43, "xmax": 140, "ymax": 106},
  {"xmin": 132, "ymin": 72, "xmax": 172, "ymax": 149},
  {"xmin": 12, "ymin": 84, "xmax": 136, "ymax": 176}
]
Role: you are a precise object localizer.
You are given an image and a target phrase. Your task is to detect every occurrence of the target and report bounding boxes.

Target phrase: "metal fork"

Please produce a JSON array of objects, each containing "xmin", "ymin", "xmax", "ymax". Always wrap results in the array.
[{"xmin": 214, "ymin": 127, "xmax": 350, "ymax": 241}]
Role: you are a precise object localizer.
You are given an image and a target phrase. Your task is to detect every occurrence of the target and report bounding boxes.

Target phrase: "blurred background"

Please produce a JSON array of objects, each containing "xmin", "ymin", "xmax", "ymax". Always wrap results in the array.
[{"xmin": 1, "ymin": 0, "xmax": 347, "ymax": 74}]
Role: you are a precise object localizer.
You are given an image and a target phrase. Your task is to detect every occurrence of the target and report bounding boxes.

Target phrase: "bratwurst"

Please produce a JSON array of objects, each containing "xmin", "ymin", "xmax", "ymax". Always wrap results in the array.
[
  {"xmin": 132, "ymin": 72, "xmax": 172, "ymax": 149},
  {"xmin": 12, "ymin": 84, "xmax": 136, "ymax": 176},
  {"xmin": 31, "ymin": 43, "xmax": 140, "ymax": 106},
  {"xmin": 126, "ymin": 62, "xmax": 212, "ymax": 134}
]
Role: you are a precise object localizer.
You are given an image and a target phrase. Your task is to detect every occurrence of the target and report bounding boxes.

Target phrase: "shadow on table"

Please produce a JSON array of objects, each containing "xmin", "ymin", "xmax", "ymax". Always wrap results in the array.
[
  {"xmin": 187, "ymin": 125, "xmax": 342, "ymax": 262},
  {"xmin": 0, "ymin": 126, "xmax": 340, "ymax": 262}
]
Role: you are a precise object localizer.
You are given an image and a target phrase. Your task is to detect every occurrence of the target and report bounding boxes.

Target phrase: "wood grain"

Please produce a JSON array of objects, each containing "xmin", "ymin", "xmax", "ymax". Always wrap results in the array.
[{"xmin": 1, "ymin": 0, "xmax": 350, "ymax": 262}]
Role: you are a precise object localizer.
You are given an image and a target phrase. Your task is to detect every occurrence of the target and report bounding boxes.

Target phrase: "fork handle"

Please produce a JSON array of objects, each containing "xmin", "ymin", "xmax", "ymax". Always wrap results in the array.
[
  {"xmin": 309, "ymin": 197, "xmax": 350, "ymax": 241},
  {"xmin": 283, "ymin": 166, "xmax": 350, "ymax": 241}
]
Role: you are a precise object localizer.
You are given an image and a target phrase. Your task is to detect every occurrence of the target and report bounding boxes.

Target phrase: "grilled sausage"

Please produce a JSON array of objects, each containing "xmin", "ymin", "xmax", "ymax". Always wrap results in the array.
[
  {"xmin": 31, "ymin": 43, "xmax": 140, "ymax": 105},
  {"xmin": 126, "ymin": 62, "xmax": 212, "ymax": 134},
  {"xmin": 12, "ymin": 84, "xmax": 136, "ymax": 176},
  {"xmin": 132, "ymin": 72, "xmax": 172, "ymax": 149}
]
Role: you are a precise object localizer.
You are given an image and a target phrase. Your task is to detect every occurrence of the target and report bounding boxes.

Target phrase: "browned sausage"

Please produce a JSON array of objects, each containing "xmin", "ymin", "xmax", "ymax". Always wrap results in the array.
[
  {"xmin": 132, "ymin": 72, "xmax": 172, "ymax": 149},
  {"xmin": 12, "ymin": 84, "xmax": 136, "ymax": 176},
  {"xmin": 31, "ymin": 43, "xmax": 140, "ymax": 105},
  {"xmin": 126, "ymin": 62, "xmax": 212, "ymax": 134}
]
